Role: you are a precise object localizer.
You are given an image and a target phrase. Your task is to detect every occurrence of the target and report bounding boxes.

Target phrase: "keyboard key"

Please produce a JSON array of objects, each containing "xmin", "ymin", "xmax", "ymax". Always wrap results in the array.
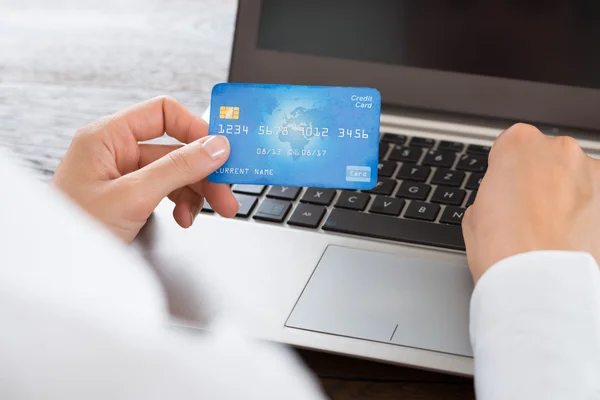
[
  {"xmin": 201, "ymin": 201, "xmax": 214, "ymax": 213},
  {"xmin": 233, "ymin": 184, "xmax": 265, "ymax": 195},
  {"xmin": 379, "ymin": 142, "xmax": 391, "ymax": 159},
  {"xmin": 253, "ymin": 198, "xmax": 291, "ymax": 223},
  {"xmin": 466, "ymin": 144, "xmax": 491, "ymax": 154},
  {"xmin": 364, "ymin": 178, "xmax": 397, "ymax": 196},
  {"xmin": 287, "ymin": 203, "xmax": 326, "ymax": 228},
  {"xmin": 396, "ymin": 164, "xmax": 431, "ymax": 182},
  {"xmin": 395, "ymin": 182, "xmax": 431, "ymax": 200},
  {"xmin": 323, "ymin": 209, "xmax": 465, "ymax": 250},
  {"xmin": 377, "ymin": 160, "xmax": 397, "ymax": 177},
  {"xmin": 404, "ymin": 201, "xmax": 441, "ymax": 221},
  {"xmin": 267, "ymin": 186, "xmax": 301, "ymax": 200},
  {"xmin": 369, "ymin": 196, "xmax": 405, "ymax": 216},
  {"xmin": 301, "ymin": 188, "xmax": 336, "ymax": 205},
  {"xmin": 456, "ymin": 154, "xmax": 487, "ymax": 172},
  {"xmin": 381, "ymin": 133, "xmax": 407, "ymax": 144},
  {"xmin": 409, "ymin": 136, "xmax": 436, "ymax": 148},
  {"xmin": 465, "ymin": 173, "xmax": 484, "ymax": 190},
  {"xmin": 431, "ymin": 169, "xmax": 465, "ymax": 187},
  {"xmin": 466, "ymin": 191, "xmax": 477, "ymax": 206},
  {"xmin": 430, "ymin": 186, "xmax": 466, "ymax": 206},
  {"xmin": 389, "ymin": 145, "xmax": 422, "ymax": 163},
  {"xmin": 438, "ymin": 140, "xmax": 465, "ymax": 152},
  {"xmin": 335, "ymin": 191, "xmax": 370, "ymax": 211},
  {"xmin": 234, "ymin": 194, "xmax": 258, "ymax": 218},
  {"xmin": 422, "ymin": 150, "xmax": 457, "ymax": 168},
  {"xmin": 440, "ymin": 206, "xmax": 466, "ymax": 225}
]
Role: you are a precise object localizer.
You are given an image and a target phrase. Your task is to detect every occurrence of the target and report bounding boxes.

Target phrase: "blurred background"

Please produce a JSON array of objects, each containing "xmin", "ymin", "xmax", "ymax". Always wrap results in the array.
[{"xmin": 0, "ymin": 0, "xmax": 236, "ymax": 181}]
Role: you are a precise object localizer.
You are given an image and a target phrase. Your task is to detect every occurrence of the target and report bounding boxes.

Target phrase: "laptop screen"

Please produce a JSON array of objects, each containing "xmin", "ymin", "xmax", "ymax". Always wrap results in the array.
[{"xmin": 257, "ymin": 0, "xmax": 600, "ymax": 91}]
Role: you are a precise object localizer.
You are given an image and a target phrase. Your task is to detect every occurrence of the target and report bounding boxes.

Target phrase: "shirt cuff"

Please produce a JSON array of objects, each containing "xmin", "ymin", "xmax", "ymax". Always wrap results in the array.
[{"xmin": 469, "ymin": 250, "xmax": 600, "ymax": 399}]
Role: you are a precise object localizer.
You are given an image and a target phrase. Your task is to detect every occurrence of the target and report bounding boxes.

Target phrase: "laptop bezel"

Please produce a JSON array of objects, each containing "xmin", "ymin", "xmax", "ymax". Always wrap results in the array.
[{"xmin": 228, "ymin": 0, "xmax": 600, "ymax": 133}]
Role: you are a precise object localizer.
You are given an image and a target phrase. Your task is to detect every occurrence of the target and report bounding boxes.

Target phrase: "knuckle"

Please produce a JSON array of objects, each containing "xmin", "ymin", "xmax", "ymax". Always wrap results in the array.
[
  {"xmin": 167, "ymin": 149, "xmax": 195, "ymax": 176},
  {"xmin": 72, "ymin": 126, "xmax": 94, "ymax": 144},
  {"xmin": 555, "ymin": 135, "xmax": 582, "ymax": 156},
  {"xmin": 554, "ymin": 136, "xmax": 585, "ymax": 172},
  {"xmin": 157, "ymin": 94, "xmax": 177, "ymax": 103},
  {"xmin": 503, "ymin": 123, "xmax": 541, "ymax": 144},
  {"xmin": 71, "ymin": 117, "xmax": 111, "ymax": 145},
  {"xmin": 490, "ymin": 123, "xmax": 542, "ymax": 163},
  {"xmin": 512, "ymin": 122, "xmax": 537, "ymax": 131},
  {"xmin": 156, "ymin": 95, "xmax": 179, "ymax": 109}
]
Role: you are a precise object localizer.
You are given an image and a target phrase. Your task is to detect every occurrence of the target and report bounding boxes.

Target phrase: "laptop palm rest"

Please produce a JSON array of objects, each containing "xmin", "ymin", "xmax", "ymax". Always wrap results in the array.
[{"xmin": 285, "ymin": 245, "xmax": 474, "ymax": 357}]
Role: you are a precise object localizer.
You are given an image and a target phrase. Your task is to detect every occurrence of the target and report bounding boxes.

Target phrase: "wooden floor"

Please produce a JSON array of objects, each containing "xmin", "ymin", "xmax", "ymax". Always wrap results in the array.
[{"xmin": 0, "ymin": 1, "xmax": 474, "ymax": 398}]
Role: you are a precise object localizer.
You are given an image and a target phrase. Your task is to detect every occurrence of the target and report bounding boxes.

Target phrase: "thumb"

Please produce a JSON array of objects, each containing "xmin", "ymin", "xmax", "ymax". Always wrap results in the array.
[{"xmin": 129, "ymin": 135, "xmax": 230, "ymax": 206}]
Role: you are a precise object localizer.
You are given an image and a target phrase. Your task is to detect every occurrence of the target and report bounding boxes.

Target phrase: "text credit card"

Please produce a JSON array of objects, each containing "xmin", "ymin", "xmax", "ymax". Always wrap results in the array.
[{"xmin": 207, "ymin": 83, "xmax": 381, "ymax": 189}]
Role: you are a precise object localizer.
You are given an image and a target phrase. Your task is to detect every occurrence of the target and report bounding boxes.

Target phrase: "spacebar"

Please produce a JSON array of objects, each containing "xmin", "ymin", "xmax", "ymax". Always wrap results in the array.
[{"xmin": 322, "ymin": 209, "xmax": 465, "ymax": 251}]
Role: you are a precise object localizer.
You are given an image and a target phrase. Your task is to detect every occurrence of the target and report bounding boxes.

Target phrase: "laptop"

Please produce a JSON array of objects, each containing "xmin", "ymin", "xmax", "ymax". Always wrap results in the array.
[{"xmin": 144, "ymin": 0, "xmax": 600, "ymax": 376}]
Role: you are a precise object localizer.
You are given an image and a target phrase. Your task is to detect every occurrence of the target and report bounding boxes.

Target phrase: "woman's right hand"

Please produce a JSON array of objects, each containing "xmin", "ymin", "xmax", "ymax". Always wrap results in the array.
[{"xmin": 52, "ymin": 96, "xmax": 239, "ymax": 243}]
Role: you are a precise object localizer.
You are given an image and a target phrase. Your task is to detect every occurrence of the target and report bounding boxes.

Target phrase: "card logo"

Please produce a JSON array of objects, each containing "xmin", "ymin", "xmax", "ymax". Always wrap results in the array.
[
  {"xmin": 346, "ymin": 166, "xmax": 371, "ymax": 182},
  {"xmin": 219, "ymin": 106, "xmax": 240, "ymax": 120}
]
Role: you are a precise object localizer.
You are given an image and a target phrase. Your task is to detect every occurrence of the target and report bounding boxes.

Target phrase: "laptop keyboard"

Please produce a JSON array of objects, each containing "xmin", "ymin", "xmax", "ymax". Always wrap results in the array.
[{"xmin": 201, "ymin": 132, "xmax": 490, "ymax": 251}]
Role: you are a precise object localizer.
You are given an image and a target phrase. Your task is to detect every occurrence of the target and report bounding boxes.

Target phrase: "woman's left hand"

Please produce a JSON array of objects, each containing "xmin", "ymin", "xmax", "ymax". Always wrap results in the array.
[{"xmin": 52, "ymin": 96, "xmax": 239, "ymax": 243}]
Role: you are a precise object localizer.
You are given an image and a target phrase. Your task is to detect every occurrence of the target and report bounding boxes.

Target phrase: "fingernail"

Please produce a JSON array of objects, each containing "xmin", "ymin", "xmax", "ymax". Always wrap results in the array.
[{"xmin": 201, "ymin": 135, "xmax": 228, "ymax": 159}]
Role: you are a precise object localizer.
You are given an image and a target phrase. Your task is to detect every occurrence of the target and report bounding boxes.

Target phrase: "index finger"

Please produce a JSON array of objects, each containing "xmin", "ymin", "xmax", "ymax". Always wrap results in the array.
[
  {"xmin": 137, "ymin": 143, "xmax": 238, "ymax": 218},
  {"xmin": 111, "ymin": 95, "xmax": 208, "ymax": 144}
]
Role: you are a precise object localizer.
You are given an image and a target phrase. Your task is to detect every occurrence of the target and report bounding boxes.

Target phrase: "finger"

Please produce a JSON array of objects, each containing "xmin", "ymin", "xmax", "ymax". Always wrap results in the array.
[
  {"xmin": 68, "ymin": 97, "xmax": 205, "ymax": 179},
  {"xmin": 493, "ymin": 123, "xmax": 538, "ymax": 144},
  {"xmin": 138, "ymin": 144, "xmax": 182, "ymax": 169},
  {"xmin": 200, "ymin": 180, "xmax": 238, "ymax": 218},
  {"xmin": 461, "ymin": 205, "xmax": 481, "ymax": 281},
  {"xmin": 172, "ymin": 187, "xmax": 203, "ymax": 229},
  {"xmin": 585, "ymin": 150, "xmax": 600, "ymax": 167},
  {"xmin": 112, "ymin": 95, "xmax": 209, "ymax": 144},
  {"xmin": 167, "ymin": 187, "xmax": 185, "ymax": 204},
  {"xmin": 138, "ymin": 143, "xmax": 238, "ymax": 217},
  {"xmin": 122, "ymin": 135, "xmax": 229, "ymax": 209},
  {"xmin": 461, "ymin": 205, "xmax": 474, "ymax": 242},
  {"xmin": 488, "ymin": 126, "xmax": 513, "ymax": 165}
]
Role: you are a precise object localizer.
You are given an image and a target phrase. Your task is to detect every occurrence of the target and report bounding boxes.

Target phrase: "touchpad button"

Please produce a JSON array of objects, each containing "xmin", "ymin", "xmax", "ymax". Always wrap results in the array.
[{"xmin": 285, "ymin": 245, "xmax": 474, "ymax": 357}]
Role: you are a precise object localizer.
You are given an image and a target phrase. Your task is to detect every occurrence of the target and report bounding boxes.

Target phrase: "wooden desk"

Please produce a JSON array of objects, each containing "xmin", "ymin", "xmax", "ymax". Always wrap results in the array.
[{"xmin": 0, "ymin": 1, "xmax": 474, "ymax": 398}]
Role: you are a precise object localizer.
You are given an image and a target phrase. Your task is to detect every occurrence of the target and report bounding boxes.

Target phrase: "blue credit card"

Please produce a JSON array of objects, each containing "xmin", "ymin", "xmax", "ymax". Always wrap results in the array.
[{"xmin": 206, "ymin": 83, "xmax": 381, "ymax": 190}]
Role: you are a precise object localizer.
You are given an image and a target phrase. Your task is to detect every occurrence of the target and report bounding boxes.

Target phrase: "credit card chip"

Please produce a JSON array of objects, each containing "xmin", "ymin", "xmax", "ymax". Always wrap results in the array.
[{"xmin": 219, "ymin": 106, "xmax": 240, "ymax": 120}]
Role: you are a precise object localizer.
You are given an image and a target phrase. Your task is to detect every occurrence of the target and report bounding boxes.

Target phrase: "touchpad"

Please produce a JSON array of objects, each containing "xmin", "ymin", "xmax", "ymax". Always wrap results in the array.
[{"xmin": 286, "ymin": 245, "xmax": 474, "ymax": 357}]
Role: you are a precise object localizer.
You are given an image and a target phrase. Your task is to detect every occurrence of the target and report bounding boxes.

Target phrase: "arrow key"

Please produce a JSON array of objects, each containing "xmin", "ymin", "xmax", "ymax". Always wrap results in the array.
[
  {"xmin": 287, "ymin": 203, "xmax": 326, "ymax": 228},
  {"xmin": 369, "ymin": 196, "xmax": 405, "ymax": 216}
]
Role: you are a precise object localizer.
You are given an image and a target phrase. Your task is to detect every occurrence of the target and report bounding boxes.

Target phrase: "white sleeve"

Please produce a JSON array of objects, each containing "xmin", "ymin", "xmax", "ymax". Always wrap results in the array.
[
  {"xmin": 470, "ymin": 251, "xmax": 600, "ymax": 400},
  {"xmin": 0, "ymin": 149, "xmax": 326, "ymax": 400}
]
